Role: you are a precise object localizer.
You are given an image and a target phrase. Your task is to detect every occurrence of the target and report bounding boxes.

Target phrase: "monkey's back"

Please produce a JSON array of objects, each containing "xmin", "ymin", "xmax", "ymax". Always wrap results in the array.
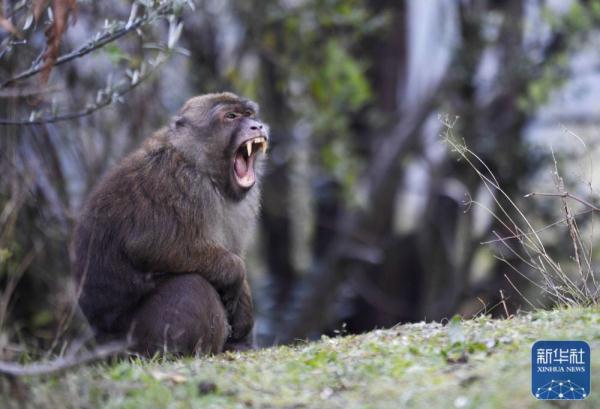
[{"xmin": 71, "ymin": 138, "xmax": 209, "ymax": 339}]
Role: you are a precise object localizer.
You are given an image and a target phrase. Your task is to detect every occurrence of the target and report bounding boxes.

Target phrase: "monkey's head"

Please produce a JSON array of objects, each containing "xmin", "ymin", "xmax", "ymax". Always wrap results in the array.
[{"xmin": 170, "ymin": 92, "xmax": 269, "ymax": 200}]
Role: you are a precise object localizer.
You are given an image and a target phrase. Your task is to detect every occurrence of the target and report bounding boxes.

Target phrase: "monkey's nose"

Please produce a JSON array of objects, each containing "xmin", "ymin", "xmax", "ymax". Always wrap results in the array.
[{"xmin": 248, "ymin": 119, "xmax": 264, "ymax": 131}]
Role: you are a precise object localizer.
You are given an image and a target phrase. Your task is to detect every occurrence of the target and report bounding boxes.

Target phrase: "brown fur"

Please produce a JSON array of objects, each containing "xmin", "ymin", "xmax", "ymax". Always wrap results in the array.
[
  {"xmin": 132, "ymin": 275, "xmax": 228, "ymax": 355},
  {"xmin": 72, "ymin": 92, "xmax": 267, "ymax": 355}
]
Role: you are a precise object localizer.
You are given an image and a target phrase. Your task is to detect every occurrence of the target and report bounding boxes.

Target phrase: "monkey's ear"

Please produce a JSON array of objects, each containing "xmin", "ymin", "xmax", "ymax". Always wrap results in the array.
[{"xmin": 171, "ymin": 115, "xmax": 186, "ymax": 129}]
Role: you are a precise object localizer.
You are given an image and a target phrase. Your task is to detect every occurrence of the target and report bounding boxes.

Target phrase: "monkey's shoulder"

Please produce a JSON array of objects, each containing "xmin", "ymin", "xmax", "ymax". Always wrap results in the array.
[{"xmin": 85, "ymin": 142, "xmax": 192, "ymax": 205}]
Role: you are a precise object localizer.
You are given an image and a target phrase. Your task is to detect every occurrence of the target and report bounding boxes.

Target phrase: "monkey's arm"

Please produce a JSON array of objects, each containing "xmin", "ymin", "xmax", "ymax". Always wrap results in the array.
[
  {"xmin": 228, "ymin": 278, "xmax": 254, "ymax": 342},
  {"xmin": 124, "ymin": 238, "xmax": 246, "ymax": 316},
  {"xmin": 127, "ymin": 236, "xmax": 254, "ymax": 345}
]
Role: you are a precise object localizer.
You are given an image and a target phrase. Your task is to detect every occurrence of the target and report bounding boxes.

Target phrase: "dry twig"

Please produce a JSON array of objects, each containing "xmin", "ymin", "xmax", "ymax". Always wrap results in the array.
[
  {"xmin": 524, "ymin": 191, "xmax": 600, "ymax": 212},
  {"xmin": 0, "ymin": 342, "xmax": 126, "ymax": 377}
]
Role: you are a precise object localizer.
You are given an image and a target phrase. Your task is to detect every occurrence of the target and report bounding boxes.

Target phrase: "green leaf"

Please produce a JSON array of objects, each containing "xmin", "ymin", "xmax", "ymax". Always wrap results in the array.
[{"xmin": 104, "ymin": 43, "xmax": 130, "ymax": 64}]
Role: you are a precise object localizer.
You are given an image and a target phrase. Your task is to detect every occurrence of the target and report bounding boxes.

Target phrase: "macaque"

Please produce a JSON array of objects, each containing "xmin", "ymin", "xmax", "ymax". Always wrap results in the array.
[{"xmin": 72, "ymin": 92, "xmax": 268, "ymax": 355}]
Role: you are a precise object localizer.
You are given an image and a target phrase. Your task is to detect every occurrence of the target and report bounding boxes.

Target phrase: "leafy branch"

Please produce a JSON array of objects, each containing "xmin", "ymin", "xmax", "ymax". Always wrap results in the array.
[
  {"xmin": 0, "ymin": 1, "xmax": 186, "ymax": 125},
  {"xmin": 0, "ymin": 2, "xmax": 172, "ymax": 88},
  {"xmin": 0, "ymin": 53, "xmax": 168, "ymax": 125}
]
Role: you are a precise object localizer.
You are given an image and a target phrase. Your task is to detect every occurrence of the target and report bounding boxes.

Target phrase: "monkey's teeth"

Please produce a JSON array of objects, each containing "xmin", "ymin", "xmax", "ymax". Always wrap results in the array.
[
  {"xmin": 252, "ymin": 137, "xmax": 267, "ymax": 154},
  {"xmin": 246, "ymin": 141, "xmax": 252, "ymax": 156}
]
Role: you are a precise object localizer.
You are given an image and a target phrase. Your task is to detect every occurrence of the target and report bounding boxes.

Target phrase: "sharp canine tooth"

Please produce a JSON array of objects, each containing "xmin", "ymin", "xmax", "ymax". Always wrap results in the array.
[
  {"xmin": 246, "ymin": 141, "xmax": 252, "ymax": 156},
  {"xmin": 261, "ymin": 142, "xmax": 267, "ymax": 153}
]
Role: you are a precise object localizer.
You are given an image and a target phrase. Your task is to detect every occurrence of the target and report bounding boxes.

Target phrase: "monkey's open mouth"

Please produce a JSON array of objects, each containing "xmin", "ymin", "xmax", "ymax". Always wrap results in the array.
[{"xmin": 233, "ymin": 137, "xmax": 268, "ymax": 188}]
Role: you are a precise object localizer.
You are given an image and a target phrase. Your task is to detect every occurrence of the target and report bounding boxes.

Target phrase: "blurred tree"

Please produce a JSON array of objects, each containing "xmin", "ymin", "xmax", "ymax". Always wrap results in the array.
[
  {"xmin": 0, "ymin": 0, "xmax": 188, "ymax": 352},
  {"xmin": 1, "ymin": 0, "xmax": 600, "ymax": 355}
]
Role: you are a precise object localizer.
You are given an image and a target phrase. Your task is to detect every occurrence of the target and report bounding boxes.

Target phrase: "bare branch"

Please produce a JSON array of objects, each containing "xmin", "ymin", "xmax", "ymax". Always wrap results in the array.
[
  {"xmin": 0, "ymin": 99, "xmax": 115, "ymax": 125},
  {"xmin": 480, "ymin": 209, "xmax": 594, "ymax": 245},
  {"xmin": 503, "ymin": 273, "xmax": 539, "ymax": 310},
  {"xmin": 499, "ymin": 289, "xmax": 512, "ymax": 319},
  {"xmin": 0, "ymin": 342, "xmax": 126, "ymax": 377},
  {"xmin": 0, "ymin": 55, "xmax": 165, "ymax": 125},
  {"xmin": 0, "ymin": 85, "xmax": 61, "ymax": 98},
  {"xmin": 0, "ymin": 251, "xmax": 37, "ymax": 330}
]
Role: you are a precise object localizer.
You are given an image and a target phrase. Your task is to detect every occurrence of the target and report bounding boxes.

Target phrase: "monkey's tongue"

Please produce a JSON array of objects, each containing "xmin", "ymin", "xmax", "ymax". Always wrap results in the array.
[
  {"xmin": 234, "ymin": 152, "xmax": 248, "ymax": 176},
  {"xmin": 234, "ymin": 151, "xmax": 256, "ymax": 188}
]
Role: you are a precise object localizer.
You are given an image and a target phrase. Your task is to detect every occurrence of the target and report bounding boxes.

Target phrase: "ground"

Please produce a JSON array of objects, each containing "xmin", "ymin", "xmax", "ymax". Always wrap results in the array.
[{"xmin": 1, "ymin": 307, "xmax": 599, "ymax": 408}]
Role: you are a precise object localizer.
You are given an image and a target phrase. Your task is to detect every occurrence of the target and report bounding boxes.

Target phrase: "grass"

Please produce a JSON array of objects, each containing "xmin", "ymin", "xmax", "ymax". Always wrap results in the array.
[{"xmin": 2, "ymin": 306, "xmax": 599, "ymax": 408}]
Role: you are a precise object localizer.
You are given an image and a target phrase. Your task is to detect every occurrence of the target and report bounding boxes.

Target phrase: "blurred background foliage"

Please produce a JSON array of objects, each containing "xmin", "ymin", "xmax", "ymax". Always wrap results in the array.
[{"xmin": 1, "ymin": 0, "xmax": 600, "ymax": 355}]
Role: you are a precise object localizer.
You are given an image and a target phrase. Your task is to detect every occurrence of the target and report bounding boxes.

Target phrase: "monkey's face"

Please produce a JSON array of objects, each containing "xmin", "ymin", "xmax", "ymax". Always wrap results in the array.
[
  {"xmin": 172, "ymin": 93, "xmax": 269, "ymax": 199},
  {"xmin": 227, "ymin": 109, "xmax": 268, "ymax": 192}
]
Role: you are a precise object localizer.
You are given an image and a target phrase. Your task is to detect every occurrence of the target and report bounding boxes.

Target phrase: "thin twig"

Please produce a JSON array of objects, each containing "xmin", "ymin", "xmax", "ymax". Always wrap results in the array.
[
  {"xmin": 0, "ymin": 250, "xmax": 37, "ymax": 330},
  {"xmin": 473, "ymin": 297, "xmax": 487, "ymax": 317},
  {"xmin": 0, "ymin": 342, "xmax": 126, "ymax": 377},
  {"xmin": 525, "ymin": 191, "xmax": 600, "ymax": 212},
  {"xmin": 480, "ymin": 209, "xmax": 593, "ymax": 245},
  {"xmin": 45, "ymin": 227, "xmax": 97, "ymax": 358},
  {"xmin": 0, "ymin": 95, "xmax": 121, "ymax": 124},
  {"xmin": 0, "ymin": 85, "xmax": 61, "ymax": 98},
  {"xmin": 0, "ymin": 57, "xmax": 165, "ymax": 125},
  {"xmin": 499, "ymin": 290, "xmax": 512, "ymax": 319},
  {"xmin": 504, "ymin": 274, "xmax": 538, "ymax": 310}
]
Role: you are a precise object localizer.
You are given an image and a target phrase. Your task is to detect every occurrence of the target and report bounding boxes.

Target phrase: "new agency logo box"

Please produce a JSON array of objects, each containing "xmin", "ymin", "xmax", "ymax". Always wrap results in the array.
[{"xmin": 531, "ymin": 340, "xmax": 591, "ymax": 400}]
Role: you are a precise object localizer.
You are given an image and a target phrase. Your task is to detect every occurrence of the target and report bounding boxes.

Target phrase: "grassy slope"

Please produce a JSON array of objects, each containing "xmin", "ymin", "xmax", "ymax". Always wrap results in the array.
[{"xmin": 3, "ymin": 307, "xmax": 599, "ymax": 409}]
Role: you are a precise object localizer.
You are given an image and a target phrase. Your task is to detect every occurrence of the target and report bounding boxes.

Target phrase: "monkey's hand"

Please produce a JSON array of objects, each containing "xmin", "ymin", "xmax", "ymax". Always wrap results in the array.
[
  {"xmin": 203, "ymin": 249, "xmax": 246, "ymax": 319},
  {"xmin": 126, "ymin": 236, "xmax": 246, "ymax": 317},
  {"xmin": 228, "ymin": 278, "xmax": 254, "ymax": 341}
]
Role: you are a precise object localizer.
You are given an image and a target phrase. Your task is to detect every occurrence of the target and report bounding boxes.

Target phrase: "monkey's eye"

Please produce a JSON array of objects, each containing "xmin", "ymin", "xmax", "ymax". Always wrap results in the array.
[
  {"xmin": 224, "ymin": 112, "xmax": 238, "ymax": 120},
  {"xmin": 244, "ymin": 110, "xmax": 253, "ymax": 117}
]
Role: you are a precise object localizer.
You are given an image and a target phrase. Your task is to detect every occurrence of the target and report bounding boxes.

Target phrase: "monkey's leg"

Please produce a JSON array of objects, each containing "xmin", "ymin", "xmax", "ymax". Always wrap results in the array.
[
  {"xmin": 130, "ymin": 274, "xmax": 229, "ymax": 356},
  {"xmin": 183, "ymin": 246, "xmax": 247, "ymax": 319},
  {"xmin": 125, "ymin": 240, "xmax": 246, "ymax": 318}
]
